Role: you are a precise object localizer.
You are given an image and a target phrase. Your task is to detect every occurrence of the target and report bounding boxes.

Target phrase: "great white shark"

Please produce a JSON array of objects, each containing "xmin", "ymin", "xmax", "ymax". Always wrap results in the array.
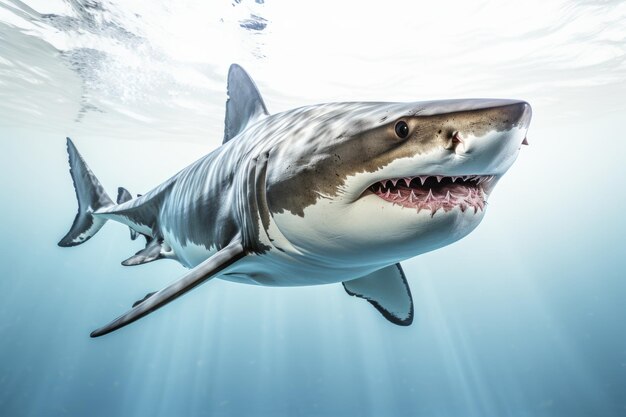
[{"xmin": 59, "ymin": 64, "xmax": 532, "ymax": 337}]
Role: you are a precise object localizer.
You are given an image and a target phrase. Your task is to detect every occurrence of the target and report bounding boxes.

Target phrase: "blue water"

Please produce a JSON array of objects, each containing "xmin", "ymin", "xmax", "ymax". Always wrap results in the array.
[{"xmin": 1, "ymin": 1, "xmax": 626, "ymax": 416}]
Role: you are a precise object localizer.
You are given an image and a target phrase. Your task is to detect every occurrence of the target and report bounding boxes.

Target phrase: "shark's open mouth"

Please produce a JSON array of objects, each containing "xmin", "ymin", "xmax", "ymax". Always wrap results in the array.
[{"xmin": 368, "ymin": 175, "xmax": 495, "ymax": 215}]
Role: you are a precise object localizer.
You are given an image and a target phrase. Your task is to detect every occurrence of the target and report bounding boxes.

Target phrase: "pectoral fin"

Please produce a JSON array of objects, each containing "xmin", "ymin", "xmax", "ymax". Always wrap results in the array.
[
  {"xmin": 90, "ymin": 238, "xmax": 245, "ymax": 337},
  {"xmin": 342, "ymin": 263, "xmax": 413, "ymax": 326}
]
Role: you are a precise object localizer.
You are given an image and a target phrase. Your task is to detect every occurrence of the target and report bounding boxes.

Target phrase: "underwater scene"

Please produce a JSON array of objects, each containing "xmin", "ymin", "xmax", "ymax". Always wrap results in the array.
[{"xmin": 1, "ymin": 0, "xmax": 625, "ymax": 416}]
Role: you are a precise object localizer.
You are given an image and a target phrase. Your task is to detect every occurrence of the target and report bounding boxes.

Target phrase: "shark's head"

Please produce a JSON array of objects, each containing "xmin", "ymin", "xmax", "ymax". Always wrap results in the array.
[{"xmin": 261, "ymin": 99, "xmax": 531, "ymax": 269}]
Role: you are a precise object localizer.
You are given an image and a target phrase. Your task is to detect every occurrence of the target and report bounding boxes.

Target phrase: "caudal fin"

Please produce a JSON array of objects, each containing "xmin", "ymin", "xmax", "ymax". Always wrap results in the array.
[{"xmin": 58, "ymin": 138, "xmax": 113, "ymax": 247}]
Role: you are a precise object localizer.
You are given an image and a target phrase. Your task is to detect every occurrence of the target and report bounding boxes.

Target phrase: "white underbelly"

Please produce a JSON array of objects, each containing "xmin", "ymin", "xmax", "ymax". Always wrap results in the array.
[
  {"xmin": 164, "ymin": 231, "xmax": 383, "ymax": 287},
  {"xmin": 219, "ymin": 250, "xmax": 381, "ymax": 287}
]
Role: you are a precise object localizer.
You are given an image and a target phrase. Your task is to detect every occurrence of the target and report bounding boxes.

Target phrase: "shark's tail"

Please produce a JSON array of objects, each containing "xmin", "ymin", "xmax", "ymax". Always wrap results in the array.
[{"xmin": 58, "ymin": 137, "xmax": 114, "ymax": 247}]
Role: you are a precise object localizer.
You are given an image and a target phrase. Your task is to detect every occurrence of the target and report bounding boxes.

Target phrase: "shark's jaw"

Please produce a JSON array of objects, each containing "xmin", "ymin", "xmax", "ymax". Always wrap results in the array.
[{"xmin": 366, "ymin": 174, "xmax": 496, "ymax": 216}]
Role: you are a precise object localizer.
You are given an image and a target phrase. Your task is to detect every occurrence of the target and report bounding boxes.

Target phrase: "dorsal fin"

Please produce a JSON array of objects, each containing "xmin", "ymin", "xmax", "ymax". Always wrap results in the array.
[{"xmin": 223, "ymin": 64, "xmax": 269, "ymax": 143}]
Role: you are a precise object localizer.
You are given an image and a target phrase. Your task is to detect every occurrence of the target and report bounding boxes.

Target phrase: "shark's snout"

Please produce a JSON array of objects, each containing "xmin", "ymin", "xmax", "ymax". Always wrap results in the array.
[
  {"xmin": 517, "ymin": 101, "xmax": 533, "ymax": 129},
  {"xmin": 448, "ymin": 101, "xmax": 532, "ymax": 155},
  {"xmin": 435, "ymin": 100, "xmax": 532, "ymax": 181}
]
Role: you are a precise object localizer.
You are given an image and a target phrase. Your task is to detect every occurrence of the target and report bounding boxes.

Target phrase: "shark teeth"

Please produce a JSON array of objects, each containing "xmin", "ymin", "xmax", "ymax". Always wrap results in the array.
[
  {"xmin": 373, "ymin": 174, "xmax": 494, "ymax": 190},
  {"xmin": 425, "ymin": 189, "xmax": 434, "ymax": 202},
  {"xmin": 369, "ymin": 174, "xmax": 495, "ymax": 215}
]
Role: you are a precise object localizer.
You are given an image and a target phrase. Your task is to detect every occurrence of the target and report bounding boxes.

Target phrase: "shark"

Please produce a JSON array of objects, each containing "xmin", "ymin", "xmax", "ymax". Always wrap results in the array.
[{"xmin": 58, "ymin": 64, "xmax": 532, "ymax": 337}]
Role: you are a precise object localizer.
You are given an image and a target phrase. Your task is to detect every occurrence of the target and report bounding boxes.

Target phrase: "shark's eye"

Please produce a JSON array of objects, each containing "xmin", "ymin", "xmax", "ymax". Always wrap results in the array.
[{"xmin": 394, "ymin": 121, "xmax": 409, "ymax": 139}]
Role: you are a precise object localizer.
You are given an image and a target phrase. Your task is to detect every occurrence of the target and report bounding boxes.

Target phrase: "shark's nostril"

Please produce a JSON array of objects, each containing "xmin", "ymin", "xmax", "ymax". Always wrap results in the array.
[{"xmin": 445, "ymin": 131, "xmax": 464, "ymax": 152}]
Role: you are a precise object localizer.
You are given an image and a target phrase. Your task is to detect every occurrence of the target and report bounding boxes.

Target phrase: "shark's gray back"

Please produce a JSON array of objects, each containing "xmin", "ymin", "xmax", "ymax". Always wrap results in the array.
[{"xmin": 97, "ymin": 102, "xmax": 377, "ymax": 253}]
